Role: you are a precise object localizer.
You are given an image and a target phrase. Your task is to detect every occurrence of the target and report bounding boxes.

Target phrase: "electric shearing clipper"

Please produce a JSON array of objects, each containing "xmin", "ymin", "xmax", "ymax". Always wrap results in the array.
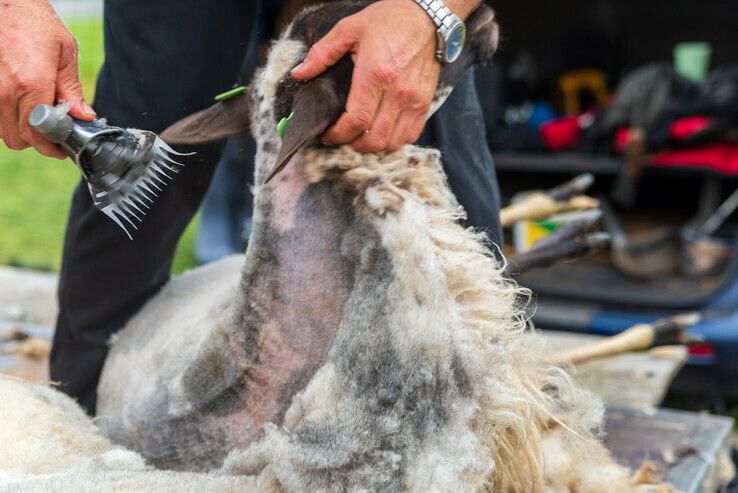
[{"xmin": 29, "ymin": 103, "xmax": 192, "ymax": 239}]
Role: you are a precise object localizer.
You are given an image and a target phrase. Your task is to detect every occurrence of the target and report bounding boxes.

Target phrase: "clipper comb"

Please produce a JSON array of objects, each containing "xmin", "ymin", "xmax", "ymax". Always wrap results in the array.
[{"xmin": 30, "ymin": 103, "xmax": 193, "ymax": 239}]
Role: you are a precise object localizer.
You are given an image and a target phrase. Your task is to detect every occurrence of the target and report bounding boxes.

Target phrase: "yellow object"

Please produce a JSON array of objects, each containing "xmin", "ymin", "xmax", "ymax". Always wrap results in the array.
[
  {"xmin": 521, "ymin": 221, "xmax": 553, "ymax": 251},
  {"xmin": 559, "ymin": 69, "xmax": 609, "ymax": 115}
]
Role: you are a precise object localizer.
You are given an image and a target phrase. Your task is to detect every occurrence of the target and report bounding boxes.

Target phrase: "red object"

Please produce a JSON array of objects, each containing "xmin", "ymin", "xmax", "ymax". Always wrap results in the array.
[
  {"xmin": 651, "ymin": 144, "xmax": 738, "ymax": 175},
  {"xmin": 614, "ymin": 127, "xmax": 629, "ymax": 153},
  {"xmin": 688, "ymin": 342, "xmax": 716, "ymax": 359},
  {"xmin": 669, "ymin": 116, "xmax": 711, "ymax": 141},
  {"xmin": 540, "ymin": 117, "xmax": 580, "ymax": 151}
]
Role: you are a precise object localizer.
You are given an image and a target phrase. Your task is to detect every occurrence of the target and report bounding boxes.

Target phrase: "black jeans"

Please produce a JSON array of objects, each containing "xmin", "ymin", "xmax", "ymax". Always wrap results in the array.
[{"xmin": 51, "ymin": 0, "xmax": 502, "ymax": 414}]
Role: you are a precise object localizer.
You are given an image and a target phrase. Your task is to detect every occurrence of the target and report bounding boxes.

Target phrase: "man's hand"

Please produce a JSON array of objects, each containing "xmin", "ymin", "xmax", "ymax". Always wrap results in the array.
[
  {"xmin": 0, "ymin": 0, "xmax": 95, "ymax": 158},
  {"xmin": 290, "ymin": 0, "xmax": 441, "ymax": 153}
]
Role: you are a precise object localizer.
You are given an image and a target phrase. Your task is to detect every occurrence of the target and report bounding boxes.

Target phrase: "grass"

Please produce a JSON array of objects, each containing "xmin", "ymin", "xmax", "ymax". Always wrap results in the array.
[{"xmin": 0, "ymin": 17, "xmax": 198, "ymax": 274}]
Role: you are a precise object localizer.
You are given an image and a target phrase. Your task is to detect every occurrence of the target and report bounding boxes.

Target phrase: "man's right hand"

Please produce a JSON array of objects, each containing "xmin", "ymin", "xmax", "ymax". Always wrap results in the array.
[{"xmin": 0, "ymin": 0, "xmax": 95, "ymax": 158}]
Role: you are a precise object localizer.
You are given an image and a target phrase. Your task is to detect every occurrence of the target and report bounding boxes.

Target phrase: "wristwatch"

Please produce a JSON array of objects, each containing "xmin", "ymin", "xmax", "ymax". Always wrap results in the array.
[{"xmin": 413, "ymin": 0, "xmax": 466, "ymax": 64}]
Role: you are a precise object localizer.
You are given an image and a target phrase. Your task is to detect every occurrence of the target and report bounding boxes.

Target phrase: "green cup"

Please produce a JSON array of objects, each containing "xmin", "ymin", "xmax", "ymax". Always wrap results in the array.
[{"xmin": 674, "ymin": 42, "xmax": 712, "ymax": 82}]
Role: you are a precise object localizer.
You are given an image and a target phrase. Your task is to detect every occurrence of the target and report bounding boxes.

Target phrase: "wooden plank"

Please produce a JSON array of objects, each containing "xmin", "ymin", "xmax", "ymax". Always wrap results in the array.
[
  {"xmin": 605, "ymin": 407, "xmax": 734, "ymax": 493},
  {"xmin": 542, "ymin": 330, "xmax": 687, "ymax": 408}
]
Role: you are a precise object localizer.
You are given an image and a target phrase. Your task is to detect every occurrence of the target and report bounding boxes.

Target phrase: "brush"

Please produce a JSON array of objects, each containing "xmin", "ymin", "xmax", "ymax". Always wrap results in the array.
[{"xmin": 29, "ymin": 103, "xmax": 192, "ymax": 239}]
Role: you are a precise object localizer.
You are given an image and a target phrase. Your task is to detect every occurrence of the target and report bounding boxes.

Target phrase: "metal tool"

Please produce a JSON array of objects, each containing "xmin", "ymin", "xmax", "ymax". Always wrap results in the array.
[
  {"xmin": 600, "ymin": 198, "xmax": 682, "ymax": 280},
  {"xmin": 29, "ymin": 103, "xmax": 192, "ymax": 239},
  {"xmin": 505, "ymin": 211, "xmax": 609, "ymax": 276},
  {"xmin": 681, "ymin": 187, "xmax": 738, "ymax": 276}
]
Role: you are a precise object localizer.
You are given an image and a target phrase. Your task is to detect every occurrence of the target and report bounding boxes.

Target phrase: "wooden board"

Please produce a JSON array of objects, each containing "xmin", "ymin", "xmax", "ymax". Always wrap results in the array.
[
  {"xmin": 606, "ymin": 407, "xmax": 734, "ymax": 493},
  {"xmin": 542, "ymin": 330, "xmax": 688, "ymax": 408}
]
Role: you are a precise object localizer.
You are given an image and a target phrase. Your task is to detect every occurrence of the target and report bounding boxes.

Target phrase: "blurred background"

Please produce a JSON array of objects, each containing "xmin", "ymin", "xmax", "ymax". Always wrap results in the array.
[{"xmin": 474, "ymin": 0, "xmax": 738, "ymax": 411}]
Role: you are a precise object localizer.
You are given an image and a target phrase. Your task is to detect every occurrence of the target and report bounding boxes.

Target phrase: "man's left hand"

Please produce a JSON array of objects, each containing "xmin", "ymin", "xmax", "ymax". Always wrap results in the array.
[{"xmin": 290, "ymin": 0, "xmax": 439, "ymax": 152}]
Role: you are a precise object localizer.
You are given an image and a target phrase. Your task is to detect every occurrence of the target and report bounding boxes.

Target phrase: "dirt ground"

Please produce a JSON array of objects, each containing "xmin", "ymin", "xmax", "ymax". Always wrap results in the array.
[{"xmin": 0, "ymin": 267, "xmax": 56, "ymax": 382}]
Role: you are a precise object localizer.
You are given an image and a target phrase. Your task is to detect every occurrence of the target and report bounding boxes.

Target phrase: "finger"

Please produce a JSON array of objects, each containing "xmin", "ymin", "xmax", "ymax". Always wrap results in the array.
[
  {"xmin": 322, "ymin": 66, "xmax": 384, "ymax": 145},
  {"xmin": 18, "ymin": 84, "xmax": 68, "ymax": 159},
  {"xmin": 387, "ymin": 108, "xmax": 419, "ymax": 150},
  {"xmin": 408, "ymin": 112, "xmax": 428, "ymax": 143},
  {"xmin": 351, "ymin": 95, "xmax": 401, "ymax": 153},
  {"xmin": 56, "ymin": 37, "xmax": 95, "ymax": 121},
  {"xmin": 0, "ymin": 101, "xmax": 27, "ymax": 151},
  {"xmin": 392, "ymin": 78, "xmax": 435, "ymax": 147},
  {"xmin": 290, "ymin": 18, "xmax": 358, "ymax": 80}
]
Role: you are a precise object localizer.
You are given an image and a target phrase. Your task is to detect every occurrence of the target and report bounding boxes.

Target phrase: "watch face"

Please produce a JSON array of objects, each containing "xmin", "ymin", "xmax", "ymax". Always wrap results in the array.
[{"xmin": 444, "ymin": 23, "xmax": 466, "ymax": 63}]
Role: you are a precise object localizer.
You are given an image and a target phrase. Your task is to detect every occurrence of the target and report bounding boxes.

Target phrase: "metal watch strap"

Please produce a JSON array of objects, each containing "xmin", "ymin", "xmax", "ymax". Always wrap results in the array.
[{"xmin": 414, "ymin": 0, "xmax": 457, "ymax": 30}]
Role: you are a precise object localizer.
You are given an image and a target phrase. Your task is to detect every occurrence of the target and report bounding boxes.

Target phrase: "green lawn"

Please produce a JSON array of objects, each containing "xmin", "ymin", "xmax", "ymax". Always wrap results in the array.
[{"xmin": 0, "ymin": 18, "xmax": 198, "ymax": 274}]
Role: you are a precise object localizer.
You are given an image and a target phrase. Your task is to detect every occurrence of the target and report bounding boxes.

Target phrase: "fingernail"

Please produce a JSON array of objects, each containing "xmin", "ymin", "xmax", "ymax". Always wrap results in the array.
[
  {"xmin": 82, "ymin": 102, "xmax": 96, "ymax": 117},
  {"xmin": 290, "ymin": 63, "xmax": 304, "ymax": 75}
]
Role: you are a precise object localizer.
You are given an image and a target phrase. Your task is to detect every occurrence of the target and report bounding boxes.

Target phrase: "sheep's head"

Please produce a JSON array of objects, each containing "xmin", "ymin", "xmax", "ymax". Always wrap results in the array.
[{"xmin": 162, "ymin": 1, "xmax": 498, "ymax": 181}]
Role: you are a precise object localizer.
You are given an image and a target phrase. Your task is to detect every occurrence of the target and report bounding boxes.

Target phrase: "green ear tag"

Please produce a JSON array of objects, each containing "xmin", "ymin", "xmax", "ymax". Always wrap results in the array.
[
  {"xmin": 278, "ymin": 112, "xmax": 295, "ymax": 140},
  {"xmin": 214, "ymin": 85, "xmax": 247, "ymax": 102}
]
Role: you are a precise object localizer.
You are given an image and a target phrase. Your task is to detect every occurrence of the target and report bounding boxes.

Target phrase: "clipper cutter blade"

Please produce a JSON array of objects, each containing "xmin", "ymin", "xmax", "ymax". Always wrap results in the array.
[{"xmin": 30, "ymin": 104, "xmax": 194, "ymax": 239}]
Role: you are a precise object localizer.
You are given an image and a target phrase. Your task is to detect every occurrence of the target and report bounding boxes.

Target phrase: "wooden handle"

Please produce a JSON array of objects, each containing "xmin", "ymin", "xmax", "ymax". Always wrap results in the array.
[
  {"xmin": 547, "ymin": 313, "xmax": 700, "ymax": 366},
  {"xmin": 548, "ymin": 324, "xmax": 655, "ymax": 366},
  {"xmin": 500, "ymin": 193, "xmax": 599, "ymax": 227},
  {"xmin": 500, "ymin": 193, "xmax": 556, "ymax": 227}
]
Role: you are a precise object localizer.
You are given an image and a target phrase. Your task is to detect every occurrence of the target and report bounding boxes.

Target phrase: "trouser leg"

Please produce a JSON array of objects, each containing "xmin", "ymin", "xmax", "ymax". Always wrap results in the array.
[
  {"xmin": 195, "ymin": 137, "xmax": 255, "ymax": 264},
  {"xmin": 51, "ymin": 0, "xmax": 256, "ymax": 414},
  {"xmin": 419, "ymin": 69, "xmax": 503, "ymax": 247}
]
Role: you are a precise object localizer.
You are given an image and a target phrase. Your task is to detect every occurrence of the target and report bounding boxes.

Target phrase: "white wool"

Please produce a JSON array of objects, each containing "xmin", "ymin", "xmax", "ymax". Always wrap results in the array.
[
  {"xmin": 540, "ymin": 427, "xmax": 632, "ymax": 493},
  {"xmin": 298, "ymin": 145, "xmax": 636, "ymax": 491},
  {"xmin": 100, "ymin": 449, "xmax": 149, "ymax": 471},
  {"xmin": 0, "ymin": 375, "xmax": 258, "ymax": 492},
  {"xmin": 260, "ymin": 38, "xmax": 305, "ymax": 101},
  {"xmin": 0, "ymin": 375, "xmax": 132, "ymax": 476}
]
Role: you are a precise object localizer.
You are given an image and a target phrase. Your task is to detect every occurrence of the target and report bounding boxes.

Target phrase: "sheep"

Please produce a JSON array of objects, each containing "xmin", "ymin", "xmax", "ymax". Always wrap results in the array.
[
  {"xmin": 0, "ymin": 2, "xmax": 654, "ymax": 491},
  {"xmin": 0, "ymin": 374, "xmax": 258, "ymax": 492}
]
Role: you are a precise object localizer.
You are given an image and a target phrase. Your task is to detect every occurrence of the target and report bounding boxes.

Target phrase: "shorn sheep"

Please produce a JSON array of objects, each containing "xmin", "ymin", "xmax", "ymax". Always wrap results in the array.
[{"xmin": 0, "ymin": 2, "xmax": 666, "ymax": 491}]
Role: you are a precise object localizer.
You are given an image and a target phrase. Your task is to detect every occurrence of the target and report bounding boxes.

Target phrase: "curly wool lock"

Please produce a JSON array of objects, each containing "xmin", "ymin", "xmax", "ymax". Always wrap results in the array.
[{"xmin": 285, "ymin": 143, "xmax": 633, "ymax": 492}]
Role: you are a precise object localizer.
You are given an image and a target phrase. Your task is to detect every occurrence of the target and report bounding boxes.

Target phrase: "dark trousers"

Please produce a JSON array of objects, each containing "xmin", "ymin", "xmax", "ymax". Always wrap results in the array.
[{"xmin": 51, "ymin": 0, "xmax": 502, "ymax": 414}]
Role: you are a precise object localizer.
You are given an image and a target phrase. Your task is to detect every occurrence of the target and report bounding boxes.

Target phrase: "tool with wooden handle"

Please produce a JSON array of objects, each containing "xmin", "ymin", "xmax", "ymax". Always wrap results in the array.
[
  {"xmin": 29, "ymin": 103, "xmax": 192, "ymax": 239},
  {"xmin": 500, "ymin": 173, "xmax": 598, "ymax": 227},
  {"xmin": 547, "ymin": 313, "xmax": 701, "ymax": 366}
]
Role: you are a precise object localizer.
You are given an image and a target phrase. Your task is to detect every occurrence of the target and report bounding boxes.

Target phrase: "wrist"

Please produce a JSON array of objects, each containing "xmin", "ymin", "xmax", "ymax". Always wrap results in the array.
[
  {"xmin": 1, "ymin": 0, "xmax": 62, "ymax": 28},
  {"xmin": 441, "ymin": 0, "xmax": 481, "ymax": 20},
  {"xmin": 410, "ymin": 0, "xmax": 470, "ymax": 63},
  {"xmin": 384, "ymin": 0, "xmax": 436, "ymax": 32},
  {"xmin": 3, "ymin": 0, "xmax": 56, "ymax": 12}
]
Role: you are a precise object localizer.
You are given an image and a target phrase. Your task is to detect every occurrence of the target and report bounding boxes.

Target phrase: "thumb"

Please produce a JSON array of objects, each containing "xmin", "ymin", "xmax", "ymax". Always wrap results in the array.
[
  {"xmin": 290, "ymin": 19, "xmax": 359, "ymax": 80},
  {"xmin": 55, "ymin": 39, "xmax": 96, "ymax": 121}
]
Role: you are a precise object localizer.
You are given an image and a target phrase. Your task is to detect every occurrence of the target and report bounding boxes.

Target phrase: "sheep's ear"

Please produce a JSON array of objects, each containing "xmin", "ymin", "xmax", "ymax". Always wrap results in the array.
[
  {"xmin": 161, "ymin": 93, "xmax": 251, "ymax": 145},
  {"xmin": 264, "ymin": 77, "xmax": 343, "ymax": 183}
]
